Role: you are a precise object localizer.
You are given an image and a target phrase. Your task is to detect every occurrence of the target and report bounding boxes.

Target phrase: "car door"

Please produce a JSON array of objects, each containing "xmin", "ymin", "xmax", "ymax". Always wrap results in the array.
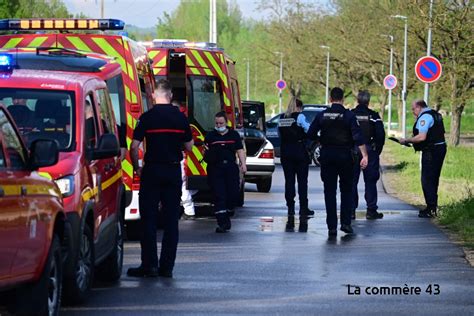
[
  {"xmin": 265, "ymin": 114, "xmax": 281, "ymax": 154},
  {"xmin": 0, "ymin": 108, "xmax": 37, "ymax": 278},
  {"xmin": 0, "ymin": 132, "xmax": 18, "ymax": 281}
]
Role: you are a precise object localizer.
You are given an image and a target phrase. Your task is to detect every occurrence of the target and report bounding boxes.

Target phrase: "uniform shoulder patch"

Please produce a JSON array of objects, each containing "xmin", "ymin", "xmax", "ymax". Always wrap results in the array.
[{"xmin": 420, "ymin": 120, "xmax": 425, "ymax": 127}]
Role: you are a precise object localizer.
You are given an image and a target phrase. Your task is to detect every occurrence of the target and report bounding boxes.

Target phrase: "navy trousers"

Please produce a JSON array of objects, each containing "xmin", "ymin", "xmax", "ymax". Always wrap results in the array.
[
  {"xmin": 208, "ymin": 162, "xmax": 240, "ymax": 225},
  {"xmin": 352, "ymin": 145, "xmax": 380, "ymax": 212},
  {"xmin": 320, "ymin": 147, "xmax": 354, "ymax": 230},
  {"xmin": 421, "ymin": 144, "xmax": 447, "ymax": 210},
  {"xmin": 139, "ymin": 163, "xmax": 181, "ymax": 271},
  {"xmin": 281, "ymin": 144, "xmax": 309, "ymax": 215}
]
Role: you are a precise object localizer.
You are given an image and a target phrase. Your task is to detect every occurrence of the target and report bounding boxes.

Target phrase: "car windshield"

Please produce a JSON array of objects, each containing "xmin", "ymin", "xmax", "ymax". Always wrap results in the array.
[
  {"xmin": 0, "ymin": 89, "xmax": 75, "ymax": 151},
  {"xmin": 302, "ymin": 109, "xmax": 325, "ymax": 125},
  {"xmin": 244, "ymin": 128, "xmax": 265, "ymax": 139}
]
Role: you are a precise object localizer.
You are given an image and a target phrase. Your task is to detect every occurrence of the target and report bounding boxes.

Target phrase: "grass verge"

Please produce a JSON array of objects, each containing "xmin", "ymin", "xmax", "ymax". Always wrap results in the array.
[{"xmin": 381, "ymin": 141, "xmax": 474, "ymax": 249}]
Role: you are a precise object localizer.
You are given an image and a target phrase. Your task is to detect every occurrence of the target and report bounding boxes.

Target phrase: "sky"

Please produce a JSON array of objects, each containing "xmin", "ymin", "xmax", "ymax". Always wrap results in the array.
[{"xmin": 63, "ymin": 0, "xmax": 271, "ymax": 28}]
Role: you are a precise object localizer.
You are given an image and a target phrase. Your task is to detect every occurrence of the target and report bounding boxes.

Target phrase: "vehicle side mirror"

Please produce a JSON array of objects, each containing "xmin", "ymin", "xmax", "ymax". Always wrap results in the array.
[
  {"xmin": 90, "ymin": 133, "xmax": 120, "ymax": 160},
  {"xmin": 29, "ymin": 139, "xmax": 59, "ymax": 169}
]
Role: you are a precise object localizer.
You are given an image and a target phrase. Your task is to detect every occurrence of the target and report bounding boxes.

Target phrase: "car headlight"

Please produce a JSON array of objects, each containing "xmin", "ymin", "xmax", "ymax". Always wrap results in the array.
[{"xmin": 55, "ymin": 175, "xmax": 75, "ymax": 197}]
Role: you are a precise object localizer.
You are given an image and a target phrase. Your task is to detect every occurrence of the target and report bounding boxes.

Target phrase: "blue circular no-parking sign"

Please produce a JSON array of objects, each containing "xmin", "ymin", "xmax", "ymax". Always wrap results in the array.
[
  {"xmin": 415, "ymin": 56, "xmax": 442, "ymax": 83},
  {"xmin": 383, "ymin": 74, "xmax": 398, "ymax": 90},
  {"xmin": 275, "ymin": 79, "xmax": 286, "ymax": 90}
]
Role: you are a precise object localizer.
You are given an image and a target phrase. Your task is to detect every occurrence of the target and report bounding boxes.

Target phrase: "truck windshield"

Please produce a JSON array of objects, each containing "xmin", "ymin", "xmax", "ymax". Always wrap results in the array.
[{"xmin": 0, "ymin": 89, "xmax": 75, "ymax": 151}]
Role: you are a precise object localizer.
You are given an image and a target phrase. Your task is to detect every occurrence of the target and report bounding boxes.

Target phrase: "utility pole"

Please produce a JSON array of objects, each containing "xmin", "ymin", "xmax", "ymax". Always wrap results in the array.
[
  {"xmin": 320, "ymin": 45, "xmax": 330, "ymax": 105},
  {"xmin": 381, "ymin": 34, "xmax": 394, "ymax": 134},
  {"xmin": 424, "ymin": 0, "xmax": 434, "ymax": 104},
  {"xmin": 392, "ymin": 15, "xmax": 408, "ymax": 138},
  {"xmin": 274, "ymin": 52, "xmax": 284, "ymax": 114},
  {"xmin": 209, "ymin": 0, "xmax": 217, "ymax": 43},
  {"xmin": 244, "ymin": 58, "xmax": 250, "ymax": 100}
]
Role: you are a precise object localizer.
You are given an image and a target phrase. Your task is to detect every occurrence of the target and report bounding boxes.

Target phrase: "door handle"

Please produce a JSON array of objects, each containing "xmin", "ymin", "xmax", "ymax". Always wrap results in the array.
[{"xmin": 0, "ymin": 186, "xmax": 4, "ymax": 197}]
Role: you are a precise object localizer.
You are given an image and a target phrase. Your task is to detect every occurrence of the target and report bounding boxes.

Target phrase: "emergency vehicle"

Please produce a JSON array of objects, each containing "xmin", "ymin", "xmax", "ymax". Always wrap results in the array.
[
  {"xmin": 0, "ymin": 18, "xmax": 155, "ymax": 237},
  {"xmin": 0, "ymin": 50, "xmax": 124, "ymax": 304},
  {"xmin": 146, "ymin": 39, "xmax": 245, "ymax": 206},
  {"xmin": 0, "ymin": 103, "xmax": 64, "ymax": 315}
]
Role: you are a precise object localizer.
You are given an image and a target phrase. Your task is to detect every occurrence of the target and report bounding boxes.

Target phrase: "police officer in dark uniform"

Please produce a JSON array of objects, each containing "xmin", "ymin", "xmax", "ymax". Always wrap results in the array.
[
  {"xmin": 351, "ymin": 90, "xmax": 385, "ymax": 220},
  {"xmin": 205, "ymin": 111, "xmax": 246, "ymax": 233},
  {"xmin": 127, "ymin": 79, "xmax": 193, "ymax": 278},
  {"xmin": 308, "ymin": 87, "xmax": 368, "ymax": 236},
  {"xmin": 400, "ymin": 99, "xmax": 446, "ymax": 218},
  {"xmin": 278, "ymin": 97, "xmax": 314, "ymax": 232}
]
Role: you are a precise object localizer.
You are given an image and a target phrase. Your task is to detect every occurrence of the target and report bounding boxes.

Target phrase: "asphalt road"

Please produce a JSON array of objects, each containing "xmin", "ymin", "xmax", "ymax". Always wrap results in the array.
[{"xmin": 62, "ymin": 164, "xmax": 474, "ymax": 315}]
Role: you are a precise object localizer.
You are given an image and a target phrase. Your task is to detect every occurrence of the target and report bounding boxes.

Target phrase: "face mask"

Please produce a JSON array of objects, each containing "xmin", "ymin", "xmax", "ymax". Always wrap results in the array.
[{"xmin": 215, "ymin": 126, "xmax": 227, "ymax": 133}]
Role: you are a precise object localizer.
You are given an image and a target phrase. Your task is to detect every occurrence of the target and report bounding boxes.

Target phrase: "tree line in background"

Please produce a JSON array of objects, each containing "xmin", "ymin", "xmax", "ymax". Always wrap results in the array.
[
  {"xmin": 0, "ymin": 0, "xmax": 471, "ymax": 146},
  {"xmin": 156, "ymin": 0, "xmax": 472, "ymax": 146}
]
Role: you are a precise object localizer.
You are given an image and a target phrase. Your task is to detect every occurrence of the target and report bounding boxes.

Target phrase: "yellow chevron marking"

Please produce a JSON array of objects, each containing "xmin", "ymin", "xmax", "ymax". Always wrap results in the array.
[
  {"xmin": 204, "ymin": 68, "xmax": 213, "ymax": 76},
  {"xmin": 186, "ymin": 156, "xmax": 199, "ymax": 175},
  {"xmin": 28, "ymin": 37, "xmax": 48, "ymax": 47},
  {"xmin": 190, "ymin": 50, "xmax": 209, "ymax": 69},
  {"xmin": 131, "ymin": 90, "xmax": 137, "ymax": 103},
  {"xmin": 66, "ymin": 36, "xmax": 90, "ymax": 52},
  {"xmin": 123, "ymin": 39, "xmax": 130, "ymax": 51},
  {"xmin": 122, "ymin": 159, "xmax": 133, "ymax": 178},
  {"xmin": 156, "ymin": 56, "xmax": 167, "ymax": 68},
  {"xmin": 192, "ymin": 146, "xmax": 206, "ymax": 170},
  {"xmin": 2, "ymin": 38, "xmax": 23, "ymax": 49},
  {"xmin": 223, "ymin": 93, "xmax": 231, "ymax": 107},
  {"xmin": 148, "ymin": 50, "xmax": 159, "ymax": 59},
  {"xmin": 127, "ymin": 62, "xmax": 135, "ymax": 81},
  {"xmin": 91, "ymin": 37, "xmax": 126, "ymax": 71},
  {"xmin": 189, "ymin": 67, "xmax": 201, "ymax": 75},
  {"xmin": 124, "ymin": 84, "xmax": 131, "ymax": 103},
  {"xmin": 204, "ymin": 51, "xmax": 228, "ymax": 88}
]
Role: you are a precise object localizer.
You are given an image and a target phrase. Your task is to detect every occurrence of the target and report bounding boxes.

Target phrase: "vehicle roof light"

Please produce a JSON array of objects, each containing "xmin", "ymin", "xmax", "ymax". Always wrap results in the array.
[
  {"xmin": 0, "ymin": 53, "xmax": 14, "ymax": 73},
  {"xmin": 151, "ymin": 39, "xmax": 223, "ymax": 51},
  {"xmin": 0, "ymin": 19, "xmax": 125, "ymax": 31}
]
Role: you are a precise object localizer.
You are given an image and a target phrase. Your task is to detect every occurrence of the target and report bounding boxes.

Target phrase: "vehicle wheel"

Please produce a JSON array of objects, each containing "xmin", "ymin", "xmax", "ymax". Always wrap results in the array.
[
  {"xmin": 236, "ymin": 181, "xmax": 245, "ymax": 207},
  {"xmin": 310, "ymin": 143, "xmax": 321, "ymax": 167},
  {"xmin": 11, "ymin": 235, "xmax": 62, "ymax": 316},
  {"xmin": 96, "ymin": 215, "xmax": 124, "ymax": 282},
  {"xmin": 63, "ymin": 225, "xmax": 94, "ymax": 305},
  {"xmin": 125, "ymin": 220, "xmax": 141, "ymax": 241},
  {"xmin": 256, "ymin": 177, "xmax": 272, "ymax": 193}
]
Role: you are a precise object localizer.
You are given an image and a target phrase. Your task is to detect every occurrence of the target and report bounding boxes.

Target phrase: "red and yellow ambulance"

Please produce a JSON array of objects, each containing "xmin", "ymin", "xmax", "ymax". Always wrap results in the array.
[{"xmin": 146, "ymin": 39, "xmax": 245, "ymax": 205}]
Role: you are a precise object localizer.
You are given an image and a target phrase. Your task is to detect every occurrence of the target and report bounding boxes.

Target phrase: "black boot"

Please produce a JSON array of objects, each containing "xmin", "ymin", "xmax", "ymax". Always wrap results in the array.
[
  {"xmin": 366, "ymin": 209, "xmax": 383, "ymax": 220},
  {"xmin": 285, "ymin": 216, "xmax": 295, "ymax": 232},
  {"xmin": 215, "ymin": 211, "xmax": 229, "ymax": 233},
  {"xmin": 298, "ymin": 216, "xmax": 308, "ymax": 232}
]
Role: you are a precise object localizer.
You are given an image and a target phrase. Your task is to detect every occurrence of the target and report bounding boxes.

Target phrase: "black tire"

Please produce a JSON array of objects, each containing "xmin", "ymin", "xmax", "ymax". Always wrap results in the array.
[
  {"xmin": 96, "ymin": 215, "xmax": 124, "ymax": 282},
  {"xmin": 125, "ymin": 220, "xmax": 141, "ymax": 241},
  {"xmin": 11, "ymin": 235, "xmax": 62, "ymax": 316},
  {"xmin": 63, "ymin": 224, "xmax": 94, "ymax": 305},
  {"xmin": 310, "ymin": 143, "xmax": 321, "ymax": 167},
  {"xmin": 257, "ymin": 177, "xmax": 272, "ymax": 193}
]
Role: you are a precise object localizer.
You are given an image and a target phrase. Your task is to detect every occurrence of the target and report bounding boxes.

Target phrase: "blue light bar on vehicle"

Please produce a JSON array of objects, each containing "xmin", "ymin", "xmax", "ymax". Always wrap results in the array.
[
  {"xmin": 152, "ymin": 39, "xmax": 223, "ymax": 51},
  {"xmin": 0, "ymin": 53, "xmax": 14, "ymax": 73},
  {"xmin": 0, "ymin": 19, "xmax": 125, "ymax": 31}
]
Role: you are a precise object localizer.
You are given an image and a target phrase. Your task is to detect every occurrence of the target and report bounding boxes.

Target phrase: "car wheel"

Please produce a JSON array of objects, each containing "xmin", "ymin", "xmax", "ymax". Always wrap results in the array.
[
  {"xmin": 96, "ymin": 215, "xmax": 124, "ymax": 282},
  {"xmin": 309, "ymin": 143, "xmax": 321, "ymax": 167},
  {"xmin": 257, "ymin": 177, "xmax": 272, "ymax": 193},
  {"xmin": 11, "ymin": 235, "xmax": 63, "ymax": 316},
  {"xmin": 63, "ymin": 224, "xmax": 94, "ymax": 305}
]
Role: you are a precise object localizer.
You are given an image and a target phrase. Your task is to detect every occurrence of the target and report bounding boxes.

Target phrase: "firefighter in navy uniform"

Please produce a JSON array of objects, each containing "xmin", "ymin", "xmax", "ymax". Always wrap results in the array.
[
  {"xmin": 127, "ymin": 79, "xmax": 194, "ymax": 278},
  {"xmin": 351, "ymin": 90, "xmax": 385, "ymax": 220},
  {"xmin": 278, "ymin": 98, "xmax": 314, "ymax": 233},
  {"xmin": 400, "ymin": 100, "xmax": 447, "ymax": 218},
  {"xmin": 308, "ymin": 87, "xmax": 368, "ymax": 236},
  {"xmin": 205, "ymin": 111, "xmax": 246, "ymax": 233}
]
